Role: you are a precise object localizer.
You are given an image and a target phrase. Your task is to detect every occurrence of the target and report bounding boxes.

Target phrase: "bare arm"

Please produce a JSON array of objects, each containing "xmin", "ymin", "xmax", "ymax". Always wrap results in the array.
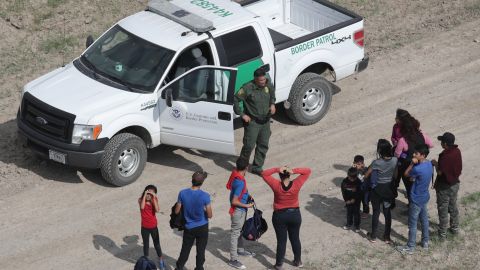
[
  {"xmin": 364, "ymin": 166, "xmax": 373, "ymax": 179},
  {"xmin": 139, "ymin": 192, "xmax": 147, "ymax": 210},
  {"xmin": 205, "ymin": 204, "xmax": 213, "ymax": 219},
  {"xmin": 152, "ymin": 195, "xmax": 159, "ymax": 212},
  {"xmin": 231, "ymin": 195, "xmax": 254, "ymax": 208},
  {"xmin": 174, "ymin": 202, "xmax": 182, "ymax": 214}
]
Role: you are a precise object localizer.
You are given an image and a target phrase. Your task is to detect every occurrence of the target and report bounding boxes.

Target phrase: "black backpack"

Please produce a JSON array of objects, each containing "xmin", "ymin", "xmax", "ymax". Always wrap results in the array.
[
  {"xmin": 242, "ymin": 205, "xmax": 268, "ymax": 241},
  {"xmin": 169, "ymin": 202, "xmax": 186, "ymax": 231},
  {"xmin": 134, "ymin": 256, "xmax": 157, "ymax": 270}
]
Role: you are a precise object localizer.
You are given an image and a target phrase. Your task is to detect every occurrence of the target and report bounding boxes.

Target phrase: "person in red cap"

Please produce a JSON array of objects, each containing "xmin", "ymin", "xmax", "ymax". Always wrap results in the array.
[
  {"xmin": 226, "ymin": 157, "xmax": 255, "ymax": 269},
  {"xmin": 432, "ymin": 132, "xmax": 462, "ymax": 240}
]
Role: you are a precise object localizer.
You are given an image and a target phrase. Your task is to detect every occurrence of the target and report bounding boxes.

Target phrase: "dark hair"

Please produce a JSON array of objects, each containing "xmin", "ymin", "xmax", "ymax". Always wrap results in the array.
[
  {"xmin": 191, "ymin": 171, "xmax": 207, "ymax": 187},
  {"xmin": 348, "ymin": 167, "xmax": 358, "ymax": 177},
  {"xmin": 399, "ymin": 114, "xmax": 422, "ymax": 145},
  {"xmin": 141, "ymin": 184, "xmax": 157, "ymax": 199},
  {"xmin": 236, "ymin": 157, "xmax": 249, "ymax": 171},
  {"xmin": 414, "ymin": 144, "xmax": 430, "ymax": 157},
  {"xmin": 253, "ymin": 68, "xmax": 266, "ymax": 78},
  {"xmin": 377, "ymin": 139, "xmax": 393, "ymax": 158},
  {"xmin": 353, "ymin": 155, "xmax": 364, "ymax": 163},
  {"xmin": 396, "ymin": 108, "xmax": 410, "ymax": 119},
  {"xmin": 279, "ymin": 170, "xmax": 290, "ymax": 180}
]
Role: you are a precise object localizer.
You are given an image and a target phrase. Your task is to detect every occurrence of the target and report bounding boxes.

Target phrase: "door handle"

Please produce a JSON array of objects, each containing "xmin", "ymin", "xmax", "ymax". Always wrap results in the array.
[{"xmin": 218, "ymin": 111, "xmax": 231, "ymax": 121}]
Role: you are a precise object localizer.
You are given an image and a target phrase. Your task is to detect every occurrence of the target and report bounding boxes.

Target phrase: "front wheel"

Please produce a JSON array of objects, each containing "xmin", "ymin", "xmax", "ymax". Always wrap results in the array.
[
  {"xmin": 285, "ymin": 73, "xmax": 333, "ymax": 125},
  {"xmin": 100, "ymin": 133, "xmax": 147, "ymax": 186}
]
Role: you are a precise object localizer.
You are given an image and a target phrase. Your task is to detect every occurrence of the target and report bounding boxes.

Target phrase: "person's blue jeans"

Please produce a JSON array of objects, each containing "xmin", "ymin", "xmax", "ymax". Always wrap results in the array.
[{"xmin": 407, "ymin": 202, "xmax": 429, "ymax": 249}]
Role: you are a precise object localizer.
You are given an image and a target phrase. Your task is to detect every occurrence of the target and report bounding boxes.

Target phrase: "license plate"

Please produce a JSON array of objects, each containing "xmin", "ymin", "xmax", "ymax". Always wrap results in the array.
[{"xmin": 49, "ymin": 150, "xmax": 66, "ymax": 164}]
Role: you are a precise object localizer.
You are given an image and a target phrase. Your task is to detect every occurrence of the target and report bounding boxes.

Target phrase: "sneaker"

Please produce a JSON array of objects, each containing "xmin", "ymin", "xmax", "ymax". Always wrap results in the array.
[
  {"xmin": 274, "ymin": 265, "xmax": 284, "ymax": 270},
  {"xmin": 353, "ymin": 228, "xmax": 360, "ymax": 233},
  {"xmin": 396, "ymin": 245, "xmax": 414, "ymax": 255},
  {"xmin": 366, "ymin": 232, "xmax": 376, "ymax": 243},
  {"xmin": 421, "ymin": 243, "xmax": 429, "ymax": 251},
  {"xmin": 158, "ymin": 258, "xmax": 166, "ymax": 270},
  {"xmin": 361, "ymin": 212, "xmax": 369, "ymax": 219},
  {"xmin": 383, "ymin": 238, "xmax": 392, "ymax": 245},
  {"xmin": 228, "ymin": 260, "xmax": 246, "ymax": 269},
  {"xmin": 238, "ymin": 250, "xmax": 255, "ymax": 257},
  {"xmin": 293, "ymin": 260, "xmax": 304, "ymax": 268},
  {"xmin": 342, "ymin": 225, "xmax": 351, "ymax": 230}
]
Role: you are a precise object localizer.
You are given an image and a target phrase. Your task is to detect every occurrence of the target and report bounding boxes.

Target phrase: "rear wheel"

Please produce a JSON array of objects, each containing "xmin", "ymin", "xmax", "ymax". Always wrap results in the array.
[
  {"xmin": 286, "ymin": 73, "xmax": 333, "ymax": 125},
  {"xmin": 100, "ymin": 133, "xmax": 147, "ymax": 186}
]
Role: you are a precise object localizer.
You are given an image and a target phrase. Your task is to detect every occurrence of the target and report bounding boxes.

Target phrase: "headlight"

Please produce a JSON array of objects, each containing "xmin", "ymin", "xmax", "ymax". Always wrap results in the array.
[{"xmin": 72, "ymin": 124, "xmax": 102, "ymax": 144}]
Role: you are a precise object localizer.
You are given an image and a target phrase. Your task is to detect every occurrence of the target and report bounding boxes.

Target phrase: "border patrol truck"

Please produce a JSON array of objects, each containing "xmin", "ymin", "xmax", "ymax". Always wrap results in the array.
[{"xmin": 17, "ymin": 0, "xmax": 369, "ymax": 186}]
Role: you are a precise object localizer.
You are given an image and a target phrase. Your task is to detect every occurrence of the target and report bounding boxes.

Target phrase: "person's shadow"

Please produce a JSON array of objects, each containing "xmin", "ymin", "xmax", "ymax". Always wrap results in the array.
[
  {"xmin": 208, "ymin": 226, "xmax": 277, "ymax": 268},
  {"xmin": 305, "ymin": 194, "xmax": 408, "ymax": 243},
  {"xmin": 92, "ymin": 234, "xmax": 176, "ymax": 269}
]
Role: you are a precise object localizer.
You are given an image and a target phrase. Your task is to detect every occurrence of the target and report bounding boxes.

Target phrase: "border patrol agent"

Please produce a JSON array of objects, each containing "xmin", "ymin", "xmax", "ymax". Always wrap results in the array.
[{"xmin": 234, "ymin": 68, "xmax": 276, "ymax": 175}]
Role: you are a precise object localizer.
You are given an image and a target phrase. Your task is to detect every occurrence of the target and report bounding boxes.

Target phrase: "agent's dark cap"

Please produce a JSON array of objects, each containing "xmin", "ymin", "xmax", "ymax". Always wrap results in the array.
[
  {"xmin": 192, "ymin": 171, "xmax": 208, "ymax": 181},
  {"xmin": 437, "ymin": 132, "xmax": 455, "ymax": 146}
]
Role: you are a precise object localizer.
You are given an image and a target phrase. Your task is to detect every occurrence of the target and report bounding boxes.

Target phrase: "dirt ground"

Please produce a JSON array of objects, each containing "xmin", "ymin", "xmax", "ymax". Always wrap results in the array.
[{"xmin": 1, "ymin": 0, "xmax": 480, "ymax": 269}]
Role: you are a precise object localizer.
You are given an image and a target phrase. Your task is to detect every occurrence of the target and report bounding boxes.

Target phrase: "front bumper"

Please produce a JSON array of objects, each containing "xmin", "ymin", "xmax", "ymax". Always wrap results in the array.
[
  {"xmin": 355, "ymin": 56, "xmax": 369, "ymax": 73},
  {"xmin": 17, "ymin": 116, "xmax": 107, "ymax": 169}
]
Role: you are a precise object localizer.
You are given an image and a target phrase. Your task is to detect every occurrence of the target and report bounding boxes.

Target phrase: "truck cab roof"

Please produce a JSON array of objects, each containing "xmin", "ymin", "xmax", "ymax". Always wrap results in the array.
[{"xmin": 118, "ymin": 0, "xmax": 257, "ymax": 51}]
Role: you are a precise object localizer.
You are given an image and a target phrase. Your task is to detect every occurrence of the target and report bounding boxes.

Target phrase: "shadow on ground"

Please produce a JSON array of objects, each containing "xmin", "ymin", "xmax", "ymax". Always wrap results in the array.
[
  {"xmin": 305, "ymin": 193, "xmax": 408, "ymax": 243},
  {"xmin": 93, "ymin": 234, "xmax": 176, "ymax": 269},
  {"xmin": 208, "ymin": 226, "xmax": 277, "ymax": 268}
]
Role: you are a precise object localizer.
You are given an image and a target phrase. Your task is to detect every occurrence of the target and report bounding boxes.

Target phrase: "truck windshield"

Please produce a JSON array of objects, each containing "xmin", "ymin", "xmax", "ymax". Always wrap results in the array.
[{"xmin": 82, "ymin": 25, "xmax": 174, "ymax": 92}]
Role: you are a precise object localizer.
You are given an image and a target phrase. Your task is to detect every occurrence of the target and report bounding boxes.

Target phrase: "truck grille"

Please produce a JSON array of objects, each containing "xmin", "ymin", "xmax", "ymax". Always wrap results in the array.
[{"xmin": 21, "ymin": 92, "xmax": 75, "ymax": 143}]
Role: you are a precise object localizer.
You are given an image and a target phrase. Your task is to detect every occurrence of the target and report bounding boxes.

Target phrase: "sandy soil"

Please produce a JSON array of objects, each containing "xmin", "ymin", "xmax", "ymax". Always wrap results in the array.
[{"xmin": 1, "ymin": 1, "xmax": 479, "ymax": 269}]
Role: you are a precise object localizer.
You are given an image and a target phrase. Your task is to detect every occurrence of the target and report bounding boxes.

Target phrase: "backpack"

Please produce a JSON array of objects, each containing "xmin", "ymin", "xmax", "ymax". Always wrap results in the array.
[
  {"xmin": 242, "ymin": 204, "xmax": 268, "ymax": 241},
  {"xmin": 134, "ymin": 256, "xmax": 157, "ymax": 270},
  {"xmin": 169, "ymin": 202, "xmax": 186, "ymax": 231}
]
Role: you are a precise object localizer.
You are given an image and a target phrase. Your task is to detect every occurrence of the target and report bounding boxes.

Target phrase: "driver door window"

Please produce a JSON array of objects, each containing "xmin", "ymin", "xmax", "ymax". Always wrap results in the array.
[{"xmin": 169, "ymin": 67, "xmax": 234, "ymax": 103}]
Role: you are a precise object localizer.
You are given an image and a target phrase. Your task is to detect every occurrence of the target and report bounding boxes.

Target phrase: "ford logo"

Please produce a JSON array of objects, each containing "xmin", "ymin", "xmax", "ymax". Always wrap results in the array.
[{"xmin": 35, "ymin": 116, "xmax": 48, "ymax": 125}]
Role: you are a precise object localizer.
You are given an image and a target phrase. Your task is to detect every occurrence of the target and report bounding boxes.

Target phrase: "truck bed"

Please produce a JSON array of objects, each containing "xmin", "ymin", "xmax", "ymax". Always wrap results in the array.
[{"xmin": 241, "ymin": 0, "xmax": 360, "ymax": 48}]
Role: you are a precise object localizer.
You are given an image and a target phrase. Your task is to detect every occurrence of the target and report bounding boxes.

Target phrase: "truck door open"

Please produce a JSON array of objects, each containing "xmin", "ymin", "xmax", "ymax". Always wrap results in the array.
[{"xmin": 158, "ymin": 66, "xmax": 237, "ymax": 155}]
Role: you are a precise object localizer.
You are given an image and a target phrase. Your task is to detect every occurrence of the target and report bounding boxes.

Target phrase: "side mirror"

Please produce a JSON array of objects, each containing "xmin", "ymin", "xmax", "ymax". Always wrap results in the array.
[
  {"xmin": 165, "ymin": 88, "xmax": 173, "ymax": 107},
  {"xmin": 86, "ymin": 35, "xmax": 94, "ymax": 49}
]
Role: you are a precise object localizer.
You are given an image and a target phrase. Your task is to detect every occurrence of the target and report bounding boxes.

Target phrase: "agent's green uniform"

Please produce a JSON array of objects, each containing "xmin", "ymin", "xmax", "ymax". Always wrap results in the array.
[{"xmin": 234, "ymin": 80, "xmax": 275, "ymax": 173}]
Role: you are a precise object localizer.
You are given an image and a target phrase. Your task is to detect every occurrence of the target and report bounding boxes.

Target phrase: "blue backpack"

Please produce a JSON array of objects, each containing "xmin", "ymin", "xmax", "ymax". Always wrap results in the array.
[
  {"xmin": 242, "ymin": 205, "xmax": 268, "ymax": 241},
  {"xmin": 134, "ymin": 256, "xmax": 157, "ymax": 270}
]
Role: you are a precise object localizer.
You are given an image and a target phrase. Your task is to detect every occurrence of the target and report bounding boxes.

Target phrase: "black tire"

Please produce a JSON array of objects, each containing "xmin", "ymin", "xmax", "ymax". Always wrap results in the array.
[
  {"xmin": 100, "ymin": 133, "xmax": 147, "ymax": 186},
  {"xmin": 286, "ymin": 72, "xmax": 333, "ymax": 125}
]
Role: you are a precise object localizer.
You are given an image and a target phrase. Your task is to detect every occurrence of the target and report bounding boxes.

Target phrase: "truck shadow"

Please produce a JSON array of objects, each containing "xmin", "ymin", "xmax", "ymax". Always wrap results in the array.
[
  {"xmin": 148, "ymin": 145, "xmax": 237, "ymax": 172},
  {"xmin": 0, "ymin": 119, "xmax": 111, "ymax": 186},
  {"xmin": 0, "ymin": 119, "xmax": 236, "ymax": 186},
  {"xmin": 92, "ymin": 234, "xmax": 176, "ymax": 269}
]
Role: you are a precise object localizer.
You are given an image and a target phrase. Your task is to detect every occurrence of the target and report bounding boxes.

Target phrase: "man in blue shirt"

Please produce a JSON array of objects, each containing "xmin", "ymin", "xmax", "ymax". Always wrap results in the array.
[
  {"xmin": 175, "ymin": 171, "xmax": 212, "ymax": 270},
  {"xmin": 226, "ymin": 158, "xmax": 255, "ymax": 269},
  {"xmin": 397, "ymin": 144, "xmax": 433, "ymax": 255}
]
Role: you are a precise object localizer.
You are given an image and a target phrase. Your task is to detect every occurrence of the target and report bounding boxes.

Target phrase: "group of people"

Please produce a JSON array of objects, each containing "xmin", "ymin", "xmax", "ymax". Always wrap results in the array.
[
  {"xmin": 137, "ymin": 68, "xmax": 314, "ymax": 270},
  {"xmin": 340, "ymin": 109, "xmax": 462, "ymax": 255},
  {"xmin": 136, "ymin": 69, "xmax": 463, "ymax": 270},
  {"xmin": 138, "ymin": 161, "xmax": 311, "ymax": 270}
]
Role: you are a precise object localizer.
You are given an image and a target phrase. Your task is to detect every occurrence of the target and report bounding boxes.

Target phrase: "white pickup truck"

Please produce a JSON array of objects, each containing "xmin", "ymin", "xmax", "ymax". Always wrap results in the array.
[{"xmin": 17, "ymin": 0, "xmax": 368, "ymax": 186}]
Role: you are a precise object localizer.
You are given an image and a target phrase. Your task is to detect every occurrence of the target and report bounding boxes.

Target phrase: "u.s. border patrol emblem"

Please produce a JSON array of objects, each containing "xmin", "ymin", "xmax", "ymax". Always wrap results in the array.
[{"xmin": 169, "ymin": 106, "xmax": 183, "ymax": 121}]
